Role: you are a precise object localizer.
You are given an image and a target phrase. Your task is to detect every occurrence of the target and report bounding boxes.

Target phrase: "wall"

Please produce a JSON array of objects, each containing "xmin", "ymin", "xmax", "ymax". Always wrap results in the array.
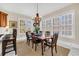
[
  {"xmin": 8, "ymin": 12, "xmax": 34, "ymax": 40},
  {"xmin": 75, "ymin": 4, "xmax": 79, "ymax": 44}
]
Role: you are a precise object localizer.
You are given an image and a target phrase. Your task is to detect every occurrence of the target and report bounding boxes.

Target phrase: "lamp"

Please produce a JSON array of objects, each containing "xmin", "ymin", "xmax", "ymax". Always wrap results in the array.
[{"xmin": 34, "ymin": 3, "xmax": 41, "ymax": 26}]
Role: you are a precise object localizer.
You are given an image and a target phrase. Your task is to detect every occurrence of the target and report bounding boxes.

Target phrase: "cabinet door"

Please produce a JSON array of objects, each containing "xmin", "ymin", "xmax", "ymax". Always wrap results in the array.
[
  {"xmin": 1, "ymin": 13, "xmax": 5, "ymax": 27},
  {"xmin": 4, "ymin": 15, "xmax": 7, "ymax": 26},
  {"xmin": 0, "ymin": 13, "xmax": 3, "ymax": 26},
  {"xmin": 0, "ymin": 13, "xmax": 1, "ymax": 26},
  {"xmin": 0, "ymin": 13, "xmax": 7, "ymax": 27}
]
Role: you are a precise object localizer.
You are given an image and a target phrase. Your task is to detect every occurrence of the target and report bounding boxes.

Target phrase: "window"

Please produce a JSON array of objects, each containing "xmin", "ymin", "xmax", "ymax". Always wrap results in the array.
[
  {"xmin": 46, "ymin": 19, "xmax": 51, "ymax": 30},
  {"xmin": 52, "ymin": 12, "xmax": 74, "ymax": 38},
  {"xmin": 41, "ymin": 12, "xmax": 74, "ymax": 38},
  {"xmin": 53, "ymin": 17, "xmax": 60, "ymax": 34},
  {"xmin": 42, "ymin": 20, "xmax": 46, "ymax": 30},
  {"xmin": 25, "ymin": 20, "xmax": 32, "ymax": 31}
]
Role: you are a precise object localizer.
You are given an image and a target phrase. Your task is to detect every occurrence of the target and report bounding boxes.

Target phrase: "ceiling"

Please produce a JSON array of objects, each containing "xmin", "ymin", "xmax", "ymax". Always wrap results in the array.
[{"xmin": 0, "ymin": 3, "xmax": 72, "ymax": 18}]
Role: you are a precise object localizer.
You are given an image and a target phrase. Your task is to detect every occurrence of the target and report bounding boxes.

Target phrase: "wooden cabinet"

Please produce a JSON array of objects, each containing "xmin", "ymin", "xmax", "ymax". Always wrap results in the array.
[{"xmin": 0, "ymin": 11, "xmax": 8, "ymax": 27}]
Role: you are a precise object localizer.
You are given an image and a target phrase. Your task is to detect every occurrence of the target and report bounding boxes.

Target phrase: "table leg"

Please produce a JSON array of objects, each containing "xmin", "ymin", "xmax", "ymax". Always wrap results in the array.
[{"xmin": 41, "ymin": 40, "xmax": 44, "ymax": 56}]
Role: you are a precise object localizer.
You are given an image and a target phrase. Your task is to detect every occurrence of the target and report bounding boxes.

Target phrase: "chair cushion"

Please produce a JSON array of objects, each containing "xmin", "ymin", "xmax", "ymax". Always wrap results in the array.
[{"xmin": 33, "ymin": 39, "xmax": 41, "ymax": 43}]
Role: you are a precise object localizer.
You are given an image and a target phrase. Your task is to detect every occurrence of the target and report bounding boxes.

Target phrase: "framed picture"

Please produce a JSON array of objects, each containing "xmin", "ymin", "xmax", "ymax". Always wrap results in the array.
[{"xmin": 9, "ymin": 21, "xmax": 17, "ymax": 28}]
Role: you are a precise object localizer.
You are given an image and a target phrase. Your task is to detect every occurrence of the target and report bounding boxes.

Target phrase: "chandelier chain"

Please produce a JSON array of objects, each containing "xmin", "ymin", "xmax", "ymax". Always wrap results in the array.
[{"xmin": 37, "ymin": 3, "xmax": 38, "ymax": 13}]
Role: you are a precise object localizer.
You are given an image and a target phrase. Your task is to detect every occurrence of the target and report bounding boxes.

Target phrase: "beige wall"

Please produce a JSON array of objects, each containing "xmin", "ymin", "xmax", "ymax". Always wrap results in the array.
[{"xmin": 75, "ymin": 4, "xmax": 79, "ymax": 43}]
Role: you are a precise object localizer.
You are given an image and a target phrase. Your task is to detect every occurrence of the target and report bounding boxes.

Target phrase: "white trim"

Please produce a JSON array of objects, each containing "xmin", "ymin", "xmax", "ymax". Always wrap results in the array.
[
  {"xmin": 58, "ymin": 40, "xmax": 79, "ymax": 49},
  {"xmin": 17, "ymin": 33, "xmax": 26, "ymax": 40}
]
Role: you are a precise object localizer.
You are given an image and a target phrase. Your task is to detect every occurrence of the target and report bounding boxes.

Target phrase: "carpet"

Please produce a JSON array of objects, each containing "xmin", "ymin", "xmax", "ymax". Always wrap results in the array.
[{"xmin": 17, "ymin": 40, "xmax": 70, "ymax": 56}]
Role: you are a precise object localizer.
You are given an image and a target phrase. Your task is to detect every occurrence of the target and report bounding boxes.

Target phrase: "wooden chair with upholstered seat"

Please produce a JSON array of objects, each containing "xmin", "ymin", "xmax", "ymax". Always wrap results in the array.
[
  {"xmin": 43, "ymin": 33, "xmax": 58, "ymax": 56},
  {"xmin": 26, "ymin": 31, "xmax": 32, "ymax": 46},
  {"xmin": 31, "ymin": 33, "xmax": 41, "ymax": 51}
]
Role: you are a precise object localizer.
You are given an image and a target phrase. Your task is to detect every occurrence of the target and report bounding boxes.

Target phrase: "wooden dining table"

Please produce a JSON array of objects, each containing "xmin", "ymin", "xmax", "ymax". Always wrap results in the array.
[{"xmin": 36, "ymin": 35, "xmax": 52, "ymax": 56}]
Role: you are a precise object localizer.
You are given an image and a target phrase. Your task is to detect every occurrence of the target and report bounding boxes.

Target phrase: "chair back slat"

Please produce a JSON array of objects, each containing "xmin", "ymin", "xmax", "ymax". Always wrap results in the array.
[
  {"xmin": 52, "ymin": 33, "xmax": 58, "ymax": 44},
  {"xmin": 31, "ymin": 33, "xmax": 37, "ymax": 41},
  {"xmin": 13, "ymin": 29, "xmax": 17, "ymax": 39},
  {"xmin": 26, "ymin": 32, "xmax": 29, "ymax": 38},
  {"xmin": 39, "ymin": 31, "xmax": 42, "ymax": 36},
  {"xmin": 45, "ymin": 31, "xmax": 50, "ymax": 37}
]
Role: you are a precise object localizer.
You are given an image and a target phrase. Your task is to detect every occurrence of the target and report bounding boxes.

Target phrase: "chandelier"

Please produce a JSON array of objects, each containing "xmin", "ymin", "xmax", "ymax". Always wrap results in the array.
[{"xmin": 34, "ymin": 3, "xmax": 41, "ymax": 26}]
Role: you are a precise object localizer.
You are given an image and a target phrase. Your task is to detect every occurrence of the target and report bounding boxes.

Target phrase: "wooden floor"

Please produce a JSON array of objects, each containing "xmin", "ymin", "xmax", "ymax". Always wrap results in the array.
[{"xmin": 17, "ymin": 40, "xmax": 70, "ymax": 56}]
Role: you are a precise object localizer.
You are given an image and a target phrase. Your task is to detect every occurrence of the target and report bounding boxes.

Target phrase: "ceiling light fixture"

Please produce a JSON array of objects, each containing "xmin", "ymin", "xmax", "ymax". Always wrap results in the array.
[{"xmin": 34, "ymin": 3, "xmax": 41, "ymax": 26}]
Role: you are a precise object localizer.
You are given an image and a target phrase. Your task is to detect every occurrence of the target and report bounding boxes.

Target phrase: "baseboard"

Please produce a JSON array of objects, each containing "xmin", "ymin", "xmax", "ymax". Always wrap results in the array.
[
  {"xmin": 58, "ymin": 40, "xmax": 79, "ymax": 49},
  {"xmin": 17, "ymin": 34, "xmax": 26, "ymax": 41}
]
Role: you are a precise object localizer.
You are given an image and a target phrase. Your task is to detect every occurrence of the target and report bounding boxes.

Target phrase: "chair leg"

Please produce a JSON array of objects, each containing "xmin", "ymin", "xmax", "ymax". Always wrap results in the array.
[
  {"xmin": 13, "ymin": 40, "xmax": 17, "ymax": 55},
  {"xmin": 35, "ymin": 44, "xmax": 37, "ymax": 51},
  {"xmin": 26, "ymin": 39, "xmax": 28, "ymax": 44},
  {"xmin": 27, "ymin": 40, "xmax": 29, "ymax": 45},
  {"xmin": 41, "ymin": 42, "xmax": 44, "ymax": 56},
  {"xmin": 28, "ymin": 40, "xmax": 30, "ymax": 46},
  {"xmin": 27, "ymin": 39, "xmax": 28, "ymax": 43},
  {"xmin": 44, "ymin": 45, "xmax": 46, "ymax": 52},
  {"xmin": 51, "ymin": 45, "xmax": 53, "ymax": 56},
  {"xmin": 55, "ymin": 43, "xmax": 57, "ymax": 53},
  {"xmin": 32, "ymin": 41, "xmax": 34, "ymax": 48}
]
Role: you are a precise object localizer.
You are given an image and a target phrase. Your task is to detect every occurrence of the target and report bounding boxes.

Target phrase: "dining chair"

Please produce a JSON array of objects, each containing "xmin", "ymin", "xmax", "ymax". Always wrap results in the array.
[
  {"xmin": 0, "ymin": 34, "xmax": 3, "ymax": 37},
  {"xmin": 45, "ymin": 31, "xmax": 50, "ymax": 37},
  {"xmin": 31, "ymin": 33, "xmax": 41, "ymax": 51},
  {"xmin": 26, "ymin": 31, "xmax": 32, "ymax": 46},
  {"xmin": 43, "ymin": 33, "xmax": 58, "ymax": 56},
  {"xmin": 2, "ymin": 29, "xmax": 17, "ymax": 56},
  {"xmin": 39, "ymin": 31, "xmax": 42, "ymax": 36}
]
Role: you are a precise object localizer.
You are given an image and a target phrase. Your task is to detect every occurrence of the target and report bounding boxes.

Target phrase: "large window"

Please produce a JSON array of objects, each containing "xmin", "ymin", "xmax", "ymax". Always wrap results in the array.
[
  {"xmin": 41, "ymin": 12, "xmax": 74, "ymax": 38},
  {"xmin": 52, "ymin": 12, "xmax": 74, "ymax": 38}
]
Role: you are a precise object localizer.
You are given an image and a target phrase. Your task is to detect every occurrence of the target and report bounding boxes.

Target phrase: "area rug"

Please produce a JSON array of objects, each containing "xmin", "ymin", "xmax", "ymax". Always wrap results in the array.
[{"xmin": 17, "ymin": 40, "xmax": 70, "ymax": 56}]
